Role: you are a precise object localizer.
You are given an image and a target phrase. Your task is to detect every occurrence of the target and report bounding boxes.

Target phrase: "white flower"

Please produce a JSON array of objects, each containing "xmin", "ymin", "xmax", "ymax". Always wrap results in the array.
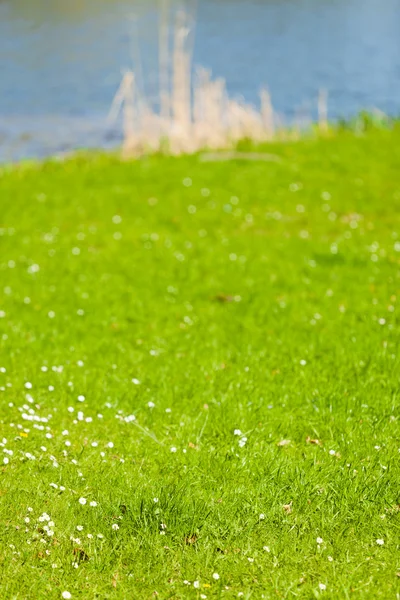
[
  {"xmin": 24, "ymin": 382, "xmax": 32, "ymax": 389},
  {"xmin": 319, "ymin": 583, "xmax": 326, "ymax": 591},
  {"xmin": 193, "ymin": 581, "xmax": 200, "ymax": 588},
  {"xmin": 24, "ymin": 517, "xmax": 30, "ymax": 524},
  {"xmin": 78, "ymin": 395, "xmax": 85, "ymax": 402},
  {"xmin": 233, "ymin": 429, "xmax": 242, "ymax": 436},
  {"xmin": 112, "ymin": 524, "xmax": 119, "ymax": 531},
  {"xmin": 62, "ymin": 593, "xmax": 72, "ymax": 600},
  {"xmin": 316, "ymin": 537, "xmax": 323, "ymax": 544},
  {"xmin": 78, "ymin": 497, "xmax": 87, "ymax": 505},
  {"xmin": 153, "ymin": 498, "xmax": 159, "ymax": 503},
  {"xmin": 263, "ymin": 546, "xmax": 270, "ymax": 552},
  {"xmin": 90, "ymin": 501, "xmax": 97, "ymax": 507},
  {"xmin": 147, "ymin": 401, "xmax": 155, "ymax": 408},
  {"xmin": 376, "ymin": 538, "xmax": 384, "ymax": 545},
  {"xmin": 107, "ymin": 442, "xmax": 114, "ymax": 449},
  {"xmin": 76, "ymin": 525, "xmax": 83, "ymax": 531},
  {"xmin": 97, "ymin": 533, "xmax": 104, "ymax": 539},
  {"xmin": 70, "ymin": 536, "xmax": 81, "ymax": 544},
  {"xmin": 3, "ymin": 457, "xmax": 9, "ymax": 465},
  {"xmin": 327, "ymin": 556, "xmax": 333, "ymax": 562},
  {"xmin": 132, "ymin": 378, "xmax": 140, "ymax": 385},
  {"xmin": 170, "ymin": 447, "xmax": 177, "ymax": 453},
  {"xmin": 259, "ymin": 513, "xmax": 265, "ymax": 520},
  {"xmin": 212, "ymin": 573, "xmax": 220, "ymax": 580},
  {"xmin": 87, "ymin": 534, "xmax": 93, "ymax": 539},
  {"xmin": 329, "ymin": 449, "xmax": 336, "ymax": 456}
]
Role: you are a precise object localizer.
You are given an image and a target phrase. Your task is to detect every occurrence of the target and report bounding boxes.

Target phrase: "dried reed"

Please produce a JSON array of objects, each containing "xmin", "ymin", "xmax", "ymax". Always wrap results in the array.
[{"xmin": 109, "ymin": 8, "xmax": 329, "ymax": 157}]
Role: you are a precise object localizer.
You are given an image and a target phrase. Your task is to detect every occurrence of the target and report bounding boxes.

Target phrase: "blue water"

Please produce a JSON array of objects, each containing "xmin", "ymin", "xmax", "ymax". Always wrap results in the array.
[{"xmin": 1, "ymin": 0, "xmax": 400, "ymax": 160}]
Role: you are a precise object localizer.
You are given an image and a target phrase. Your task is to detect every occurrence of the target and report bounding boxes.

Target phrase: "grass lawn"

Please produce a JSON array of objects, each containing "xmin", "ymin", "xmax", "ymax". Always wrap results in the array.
[{"xmin": 1, "ymin": 128, "xmax": 400, "ymax": 599}]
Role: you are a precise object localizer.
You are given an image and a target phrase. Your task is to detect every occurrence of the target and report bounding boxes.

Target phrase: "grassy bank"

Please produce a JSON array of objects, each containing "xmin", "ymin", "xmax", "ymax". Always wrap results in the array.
[{"xmin": 1, "ymin": 128, "xmax": 400, "ymax": 599}]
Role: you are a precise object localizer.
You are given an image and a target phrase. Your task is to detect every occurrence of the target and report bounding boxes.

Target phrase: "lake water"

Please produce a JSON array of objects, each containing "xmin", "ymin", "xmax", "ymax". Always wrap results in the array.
[{"xmin": 1, "ymin": 0, "xmax": 400, "ymax": 160}]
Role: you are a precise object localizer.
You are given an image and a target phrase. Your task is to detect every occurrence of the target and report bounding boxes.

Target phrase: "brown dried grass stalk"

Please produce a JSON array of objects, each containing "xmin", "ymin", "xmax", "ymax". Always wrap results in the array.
[{"xmin": 109, "ymin": 9, "xmax": 329, "ymax": 157}]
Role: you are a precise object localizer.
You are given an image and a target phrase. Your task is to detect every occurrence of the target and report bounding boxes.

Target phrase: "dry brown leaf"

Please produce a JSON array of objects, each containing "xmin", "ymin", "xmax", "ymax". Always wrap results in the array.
[
  {"xmin": 112, "ymin": 572, "xmax": 119, "ymax": 588},
  {"xmin": 306, "ymin": 436, "xmax": 322, "ymax": 446},
  {"xmin": 283, "ymin": 502, "xmax": 293, "ymax": 514},
  {"xmin": 214, "ymin": 293, "xmax": 234, "ymax": 303},
  {"xmin": 184, "ymin": 534, "xmax": 198, "ymax": 546},
  {"xmin": 74, "ymin": 547, "xmax": 90, "ymax": 562}
]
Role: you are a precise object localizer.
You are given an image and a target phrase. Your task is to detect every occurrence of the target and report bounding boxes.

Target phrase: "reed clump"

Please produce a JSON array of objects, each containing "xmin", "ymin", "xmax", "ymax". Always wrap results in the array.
[{"xmin": 109, "ymin": 10, "xmax": 330, "ymax": 157}]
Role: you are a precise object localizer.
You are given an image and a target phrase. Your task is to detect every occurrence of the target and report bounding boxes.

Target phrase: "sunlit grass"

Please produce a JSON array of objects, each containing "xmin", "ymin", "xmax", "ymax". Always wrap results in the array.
[{"xmin": 1, "ymin": 128, "xmax": 400, "ymax": 598}]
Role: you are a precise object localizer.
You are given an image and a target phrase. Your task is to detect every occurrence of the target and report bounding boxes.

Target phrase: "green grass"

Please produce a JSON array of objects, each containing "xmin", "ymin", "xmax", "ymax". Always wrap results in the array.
[{"xmin": 1, "ymin": 128, "xmax": 400, "ymax": 599}]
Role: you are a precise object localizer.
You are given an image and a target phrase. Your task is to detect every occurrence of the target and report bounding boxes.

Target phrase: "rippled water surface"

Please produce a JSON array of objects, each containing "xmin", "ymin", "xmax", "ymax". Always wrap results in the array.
[{"xmin": 1, "ymin": 0, "xmax": 400, "ymax": 160}]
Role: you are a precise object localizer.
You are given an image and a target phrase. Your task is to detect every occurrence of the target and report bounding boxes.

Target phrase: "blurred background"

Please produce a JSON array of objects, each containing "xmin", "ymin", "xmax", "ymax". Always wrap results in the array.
[{"xmin": 1, "ymin": 0, "xmax": 400, "ymax": 161}]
